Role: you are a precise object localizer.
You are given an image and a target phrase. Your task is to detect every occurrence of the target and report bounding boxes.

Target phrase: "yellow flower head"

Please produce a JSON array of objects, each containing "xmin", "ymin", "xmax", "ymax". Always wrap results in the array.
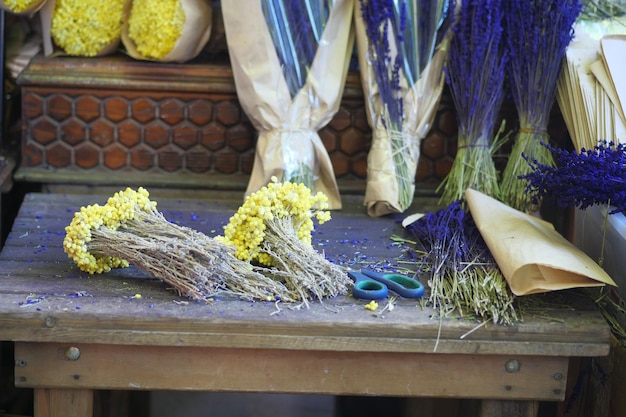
[
  {"xmin": 127, "ymin": 0, "xmax": 185, "ymax": 59},
  {"xmin": 3, "ymin": 0, "xmax": 40, "ymax": 13},
  {"xmin": 51, "ymin": 0, "xmax": 126, "ymax": 56},
  {"xmin": 63, "ymin": 187, "xmax": 156, "ymax": 274},
  {"xmin": 63, "ymin": 203, "xmax": 128, "ymax": 274},
  {"xmin": 221, "ymin": 177, "xmax": 331, "ymax": 265},
  {"xmin": 104, "ymin": 186, "xmax": 157, "ymax": 229}
]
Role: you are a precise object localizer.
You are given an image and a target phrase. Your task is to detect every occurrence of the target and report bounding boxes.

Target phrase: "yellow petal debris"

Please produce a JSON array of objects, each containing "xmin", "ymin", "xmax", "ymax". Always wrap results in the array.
[
  {"xmin": 364, "ymin": 300, "xmax": 379, "ymax": 311},
  {"xmin": 132, "ymin": 294, "xmax": 142, "ymax": 299}
]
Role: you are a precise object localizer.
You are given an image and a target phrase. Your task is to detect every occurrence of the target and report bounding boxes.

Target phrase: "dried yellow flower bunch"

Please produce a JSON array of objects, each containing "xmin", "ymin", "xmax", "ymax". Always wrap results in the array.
[
  {"xmin": 127, "ymin": 0, "xmax": 185, "ymax": 59},
  {"xmin": 2, "ymin": 0, "xmax": 40, "ymax": 13},
  {"xmin": 221, "ymin": 178, "xmax": 350, "ymax": 304},
  {"xmin": 51, "ymin": 0, "xmax": 126, "ymax": 56},
  {"xmin": 63, "ymin": 187, "xmax": 154, "ymax": 273},
  {"xmin": 221, "ymin": 177, "xmax": 331, "ymax": 266},
  {"xmin": 64, "ymin": 187, "xmax": 297, "ymax": 302}
]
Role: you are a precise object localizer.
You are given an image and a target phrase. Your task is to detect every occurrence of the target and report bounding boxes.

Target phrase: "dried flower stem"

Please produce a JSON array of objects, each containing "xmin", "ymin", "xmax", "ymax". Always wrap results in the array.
[
  {"xmin": 438, "ymin": 121, "xmax": 506, "ymax": 206},
  {"xmin": 389, "ymin": 128, "xmax": 418, "ymax": 211},
  {"xmin": 220, "ymin": 178, "xmax": 350, "ymax": 304}
]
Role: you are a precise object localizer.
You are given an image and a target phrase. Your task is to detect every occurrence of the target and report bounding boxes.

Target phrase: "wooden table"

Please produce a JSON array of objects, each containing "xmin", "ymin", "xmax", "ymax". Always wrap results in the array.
[{"xmin": 0, "ymin": 192, "xmax": 610, "ymax": 417}]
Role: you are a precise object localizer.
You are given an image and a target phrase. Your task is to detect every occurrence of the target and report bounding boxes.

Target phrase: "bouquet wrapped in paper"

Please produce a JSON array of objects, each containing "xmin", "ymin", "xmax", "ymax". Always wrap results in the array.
[
  {"xmin": 355, "ymin": 0, "xmax": 451, "ymax": 216},
  {"xmin": 1, "ymin": 0, "xmax": 47, "ymax": 15},
  {"xmin": 40, "ymin": 0, "xmax": 127, "ymax": 57},
  {"xmin": 121, "ymin": 0, "xmax": 212, "ymax": 63},
  {"xmin": 222, "ymin": 0, "xmax": 355, "ymax": 209}
]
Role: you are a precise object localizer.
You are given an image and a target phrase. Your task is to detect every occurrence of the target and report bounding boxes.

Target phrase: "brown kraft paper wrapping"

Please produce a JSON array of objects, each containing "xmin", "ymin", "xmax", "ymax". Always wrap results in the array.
[
  {"xmin": 465, "ymin": 188, "xmax": 616, "ymax": 296},
  {"xmin": 222, "ymin": 0, "xmax": 355, "ymax": 210}
]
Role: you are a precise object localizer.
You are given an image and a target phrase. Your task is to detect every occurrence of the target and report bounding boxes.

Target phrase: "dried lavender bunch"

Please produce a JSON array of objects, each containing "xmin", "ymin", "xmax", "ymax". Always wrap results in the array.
[
  {"xmin": 500, "ymin": 0, "xmax": 582, "ymax": 213},
  {"xmin": 438, "ymin": 0, "xmax": 507, "ymax": 205},
  {"xmin": 520, "ymin": 141, "xmax": 626, "ymax": 214},
  {"xmin": 405, "ymin": 201, "xmax": 518, "ymax": 325}
]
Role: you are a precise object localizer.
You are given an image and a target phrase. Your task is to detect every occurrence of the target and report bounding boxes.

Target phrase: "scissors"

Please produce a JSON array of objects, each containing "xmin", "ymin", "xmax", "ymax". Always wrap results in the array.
[{"xmin": 348, "ymin": 269, "xmax": 425, "ymax": 300}]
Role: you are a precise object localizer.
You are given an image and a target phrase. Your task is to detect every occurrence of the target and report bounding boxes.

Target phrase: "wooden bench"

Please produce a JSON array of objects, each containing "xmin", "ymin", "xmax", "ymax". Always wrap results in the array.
[{"xmin": 0, "ymin": 192, "xmax": 610, "ymax": 417}]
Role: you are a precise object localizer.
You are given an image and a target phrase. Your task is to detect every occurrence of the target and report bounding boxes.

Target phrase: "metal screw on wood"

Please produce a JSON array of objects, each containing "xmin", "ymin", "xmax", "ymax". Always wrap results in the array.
[
  {"xmin": 504, "ymin": 359, "xmax": 520, "ymax": 373},
  {"xmin": 45, "ymin": 316, "xmax": 56, "ymax": 328},
  {"xmin": 65, "ymin": 346, "xmax": 81, "ymax": 361}
]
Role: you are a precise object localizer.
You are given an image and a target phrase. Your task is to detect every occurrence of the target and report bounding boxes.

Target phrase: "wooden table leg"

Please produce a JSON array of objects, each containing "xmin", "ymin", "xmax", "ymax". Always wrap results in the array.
[
  {"xmin": 480, "ymin": 399, "xmax": 539, "ymax": 417},
  {"xmin": 33, "ymin": 388, "xmax": 94, "ymax": 417}
]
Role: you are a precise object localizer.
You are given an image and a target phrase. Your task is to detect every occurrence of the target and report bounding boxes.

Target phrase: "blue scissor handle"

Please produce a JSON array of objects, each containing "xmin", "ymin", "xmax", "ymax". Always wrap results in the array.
[
  {"xmin": 348, "ymin": 271, "xmax": 389, "ymax": 300},
  {"xmin": 361, "ymin": 269, "xmax": 425, "ymax": 299}
]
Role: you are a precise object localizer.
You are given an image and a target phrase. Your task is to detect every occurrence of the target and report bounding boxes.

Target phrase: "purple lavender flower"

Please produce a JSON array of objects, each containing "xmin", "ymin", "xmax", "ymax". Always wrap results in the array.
[
  {"xmin": 405, "ymin": 200, "xmax": 493, "ymax": 269},
  {"xmin": 445, "ymin": 0, "xmax": 507, "ymax": 143},
  {"xmin": 520, "ymin": 141, "xmax": 626, "ymax": 214},
  {"xmin": 359, "ymin": 0, "xmax": 404, "ymax": 127},
  {"xmin": 359, "ymin": 0, "xmax": 449, "ymax": 127},
  {"xmin": 503, "ymin": 0, "xmax": 582, "ymax": 128}
]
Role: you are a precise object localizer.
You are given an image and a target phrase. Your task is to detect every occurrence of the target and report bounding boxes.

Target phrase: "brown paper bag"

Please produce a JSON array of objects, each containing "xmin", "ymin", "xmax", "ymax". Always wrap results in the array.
[
  {"xmin": 40, "ymin": 0, "xmax": 126, "ymax": 57},
  {"xmin": 354, "ymin": 5, "xmax": 449, "ymax": 217},
  {"xmin": 121, "ymin": 0, "xmax": 212, "ymax": 63},
  {"xmin": 222, "ymin": 0, "xmax": 354, "ymax": 210},
  {"xmin": 0, "ymin": 0, "xmax": 47, "ymax": 15},
  {"xmin": 465, "ymin": 188, "xmax": 616, "ymax": 295}
]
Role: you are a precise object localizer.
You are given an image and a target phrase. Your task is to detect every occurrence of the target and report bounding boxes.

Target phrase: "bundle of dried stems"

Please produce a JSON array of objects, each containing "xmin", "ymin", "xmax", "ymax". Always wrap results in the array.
[{"xmin": 64, "ymin": 188, "xmax": 296, "ymax": 303}]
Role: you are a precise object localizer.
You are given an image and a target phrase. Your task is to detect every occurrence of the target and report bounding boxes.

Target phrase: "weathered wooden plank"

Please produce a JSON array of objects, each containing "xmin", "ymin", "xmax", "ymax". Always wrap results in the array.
[
  {"xmin": 0, "ymin": 288, "xmax": 611, "ymax": 356},
  {"xmin": 16, "ymin": 342, "xmax": 569, "ymax": 401}
]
